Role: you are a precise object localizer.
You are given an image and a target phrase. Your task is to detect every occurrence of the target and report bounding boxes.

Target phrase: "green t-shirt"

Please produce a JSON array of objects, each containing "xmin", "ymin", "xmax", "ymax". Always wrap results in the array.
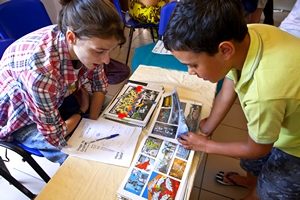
[{"xmin": 227, "ymin": 24, "xmax": 300, "ymax": 157}]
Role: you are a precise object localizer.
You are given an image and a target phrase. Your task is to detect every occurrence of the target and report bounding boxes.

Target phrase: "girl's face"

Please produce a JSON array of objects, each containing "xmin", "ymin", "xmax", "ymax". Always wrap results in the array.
[{"xmin": 70, "ymin": 35, "xmax": 119, "ymax": 69}]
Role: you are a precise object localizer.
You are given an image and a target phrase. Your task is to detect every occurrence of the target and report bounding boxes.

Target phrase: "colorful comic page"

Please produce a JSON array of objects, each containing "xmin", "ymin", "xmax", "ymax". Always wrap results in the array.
[
  {"xmin": 103, "ymin": 82, "xmax": 164, "ymax": 127},
  {"xmin": 118, "ymin": 137, "xmax": 193, "ymax": 200}
]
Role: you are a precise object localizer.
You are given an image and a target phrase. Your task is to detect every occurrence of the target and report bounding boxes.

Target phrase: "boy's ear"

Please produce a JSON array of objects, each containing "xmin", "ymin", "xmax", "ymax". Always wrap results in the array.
[
  {"xmin": 66, "ymin": 30, "xmax": 77, "ymax": 44},
  {"xmin": 218, "ymin": 41, "xmax": 235, "ymax": 60}
]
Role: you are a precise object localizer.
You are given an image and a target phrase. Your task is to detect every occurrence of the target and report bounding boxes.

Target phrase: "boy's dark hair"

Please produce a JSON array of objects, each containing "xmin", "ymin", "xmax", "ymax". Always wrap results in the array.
[
  {"xmin": 58, "ymin": 0, "xmax": 125, "ymax": 45},
  {"xmin": 163, "ymin": 0, "xmax": 248, "ymax": 55}
]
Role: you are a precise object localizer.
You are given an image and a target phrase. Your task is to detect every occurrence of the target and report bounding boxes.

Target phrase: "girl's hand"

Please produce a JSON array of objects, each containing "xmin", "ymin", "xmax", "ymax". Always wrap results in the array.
[{"xmin": 178, "ymin": 132, "xmax": 209, "ymax": 152}]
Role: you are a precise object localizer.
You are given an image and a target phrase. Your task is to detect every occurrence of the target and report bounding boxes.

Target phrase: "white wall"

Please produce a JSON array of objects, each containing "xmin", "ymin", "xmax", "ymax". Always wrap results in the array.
[
  {"xmin": 40, "ymin": 0, "xmax": 61, "ymax": 23},
  {"xmin": 274, "ymin": 0, "xmax": 296, "ymax": 11}
]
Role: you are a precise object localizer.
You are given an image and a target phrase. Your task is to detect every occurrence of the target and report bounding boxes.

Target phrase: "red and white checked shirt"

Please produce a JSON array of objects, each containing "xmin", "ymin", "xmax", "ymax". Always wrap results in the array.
[{"xmin": 0, "ymin": 25, "xmax": 108, "ymax": 147}]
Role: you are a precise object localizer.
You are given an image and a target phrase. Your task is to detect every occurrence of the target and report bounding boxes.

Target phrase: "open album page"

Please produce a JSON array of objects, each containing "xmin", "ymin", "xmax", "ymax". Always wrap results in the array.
[{"xmin": 117, "ymin": 90, "xmax": 202, "ymax": 200}]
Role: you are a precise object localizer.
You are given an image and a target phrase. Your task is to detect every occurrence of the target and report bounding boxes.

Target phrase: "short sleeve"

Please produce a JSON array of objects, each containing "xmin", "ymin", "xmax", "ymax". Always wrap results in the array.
[
  {"xmin": 226, "ymin": 69, "xmax": 239, "ymax": 83},
  {"xmin": 244, "ymin": 99, "xmax": 286, "ymax": 144}
]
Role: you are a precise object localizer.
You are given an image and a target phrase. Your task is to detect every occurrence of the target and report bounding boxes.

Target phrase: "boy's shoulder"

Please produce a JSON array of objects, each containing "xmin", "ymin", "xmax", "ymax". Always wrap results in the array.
[
  {"xmin": 248, "ymin": 24, "xmax": 300, "ymax": 56},
  {"xmin": 248, "ymin": 24, "xmax": 300, "ymax": 42}
]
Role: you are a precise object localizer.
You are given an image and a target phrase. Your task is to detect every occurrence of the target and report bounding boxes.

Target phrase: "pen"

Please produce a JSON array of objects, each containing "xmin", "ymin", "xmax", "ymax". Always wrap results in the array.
[
  {"xmin": 127, "ymin": 80, "xmax": 148, "ymax": 86},
  {"xmin": 88, "ymin": 134, "xmax": 120, "ymax": 144}
]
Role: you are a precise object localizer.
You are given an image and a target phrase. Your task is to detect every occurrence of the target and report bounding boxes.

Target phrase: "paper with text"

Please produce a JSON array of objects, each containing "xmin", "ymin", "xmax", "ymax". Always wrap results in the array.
[
  {"xmin": 152, "ymin": 40, "xmax": 172, "ymax": 55},
  {"xmin": 63, "ymin": 118, "xmax": 142, "ymax": 167}
]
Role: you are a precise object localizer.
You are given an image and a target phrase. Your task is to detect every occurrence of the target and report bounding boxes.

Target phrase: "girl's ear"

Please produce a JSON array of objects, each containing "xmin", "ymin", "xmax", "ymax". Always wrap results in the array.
[
  {"xmin": 66, "ymin": 30, "xmax": 77, "ymax": 44},
  {"xmin": 218, "ymin": 41, "xmax": 235, "ymax": 60}
]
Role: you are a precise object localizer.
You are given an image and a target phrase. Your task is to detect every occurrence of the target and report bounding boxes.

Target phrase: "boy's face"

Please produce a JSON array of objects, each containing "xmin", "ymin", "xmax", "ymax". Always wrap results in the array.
[
  {"xmin": 70, "ymin": 35, "xmax": 119, "ymax": 69},
  {"xmin": 172, "ymin": 50, "xmax": 230, "ymax": 83}
]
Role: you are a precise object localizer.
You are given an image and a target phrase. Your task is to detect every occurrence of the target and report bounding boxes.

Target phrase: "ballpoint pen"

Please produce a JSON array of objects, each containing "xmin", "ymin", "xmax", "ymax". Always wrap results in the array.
[{"xmin": 88, "ymin": 134, "xmax": 120, "ymax": 144}]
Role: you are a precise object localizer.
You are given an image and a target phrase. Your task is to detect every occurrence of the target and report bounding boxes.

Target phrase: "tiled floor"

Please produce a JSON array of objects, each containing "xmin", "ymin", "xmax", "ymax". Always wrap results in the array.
[{"xmin": 0, "ymin": 4, "xmax": 292, "ymax": 200}]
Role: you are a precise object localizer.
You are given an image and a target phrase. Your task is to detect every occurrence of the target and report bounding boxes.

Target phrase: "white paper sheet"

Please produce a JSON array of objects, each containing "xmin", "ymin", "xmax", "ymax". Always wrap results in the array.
[
  {"xmin": 63, "ymin": 117, "xmax": 142, "ymax": 167},
  {"xmin": 152, "ymin": 40, "xmax": 172, "ymax": 55}
]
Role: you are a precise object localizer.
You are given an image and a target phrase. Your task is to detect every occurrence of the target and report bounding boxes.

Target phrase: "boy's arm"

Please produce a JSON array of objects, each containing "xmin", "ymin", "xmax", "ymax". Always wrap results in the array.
[
  {"xmin": 89, "ymin": 91, "xmax": 105, "ymax": 120},
  {"xmin": 200, "ymin": 77, "xmax": 237, "ymax": 135},
  {"xmin": 180, "ymin": 132, "xmax": 273, "ymax": 159},
  {"xmin": 206, "ymin": 134, "xmax": 274, "ymax": 159}
]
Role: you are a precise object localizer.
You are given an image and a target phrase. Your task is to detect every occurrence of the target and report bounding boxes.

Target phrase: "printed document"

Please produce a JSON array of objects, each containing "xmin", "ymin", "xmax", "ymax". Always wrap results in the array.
[{"xmin": 63, "ymin": 117, "xmax": 142, "ymax": 167}]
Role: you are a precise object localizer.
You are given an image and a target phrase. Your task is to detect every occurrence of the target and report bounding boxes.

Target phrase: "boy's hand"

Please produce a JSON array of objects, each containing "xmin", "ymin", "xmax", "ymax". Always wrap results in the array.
[{"xmin": 178, "ymin": 132, "xmax": 209, "ymax": 152}]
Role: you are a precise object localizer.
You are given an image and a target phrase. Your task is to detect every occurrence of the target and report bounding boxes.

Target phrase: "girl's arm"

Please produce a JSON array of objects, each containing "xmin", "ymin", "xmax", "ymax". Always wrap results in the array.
[{"xmin": 89, "ymin": 91, "xmax": 105, "ymax": 120}]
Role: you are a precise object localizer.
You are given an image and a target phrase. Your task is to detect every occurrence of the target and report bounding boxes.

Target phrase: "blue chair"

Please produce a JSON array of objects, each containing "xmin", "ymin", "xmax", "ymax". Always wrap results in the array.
[
  {"xmin": 0, "ymin": 25, "xmax": 9, "ymax": 39},
  {"xmin": 241, "ymin": 0, "xmax": 259, "ymax": 15},
  {"xmin": 0, "ymin": 39, "xmax": 50, "ymax": 199},
  {"xmin": 158, "ymin": 1, "xmax": 177, "ymax": 39},
  {"xmin": 0, "ymin": 141, "xmax": 50, "ymax": 199},
  {"xmin": 113, "ymin": 0, "xmax": 158, "ymax": 65},
  {"xmin": 0, "ymin": 38, "xmax": 14, "ymax": 59},
  {"xmin": 0, "ymin": 0, "xmax": 52, "ymax": 40}
]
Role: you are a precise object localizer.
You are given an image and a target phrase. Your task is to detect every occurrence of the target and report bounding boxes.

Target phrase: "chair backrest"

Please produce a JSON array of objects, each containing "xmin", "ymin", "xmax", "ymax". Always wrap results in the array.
[
  {"xmin": 0, "ymin": 0, "xmax": 52, "ymax": 40},
  {"xmin": 158, "ymin": 1, "xmax": 177, "ymax": 38},
  {"xmin": 241, "ymin": 0, "xmax": 259, "ymax": 13},
  {"xmin": 0, "ymin": 38, "xmax": 15, "ymax": 59},
  {"xmin": 0, "ymin": 25, "xmax": 9, "ymax": 39},
  {"xmin": 113, "ymin": 0, "xmax": 126, "ymax": 22}
]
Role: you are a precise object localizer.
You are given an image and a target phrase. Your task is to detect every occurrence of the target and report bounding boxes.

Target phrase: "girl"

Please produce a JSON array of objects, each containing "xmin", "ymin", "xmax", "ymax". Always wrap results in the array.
[{"xmin": 0, "ymin": 0, "xmax": 126, "ymax": 164}]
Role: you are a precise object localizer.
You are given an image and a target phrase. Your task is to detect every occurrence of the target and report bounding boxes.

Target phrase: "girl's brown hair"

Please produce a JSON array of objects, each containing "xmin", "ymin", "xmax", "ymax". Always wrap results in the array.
[{"xmin": 58, "ymin": 0, "xmax": 125, "ymax": 45}]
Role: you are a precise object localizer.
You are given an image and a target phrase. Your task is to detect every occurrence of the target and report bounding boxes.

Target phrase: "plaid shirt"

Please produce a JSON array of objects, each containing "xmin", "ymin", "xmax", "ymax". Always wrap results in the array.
[{"xmin": 0, "ymin": 25, "xmax": 108, "ymax": 147}]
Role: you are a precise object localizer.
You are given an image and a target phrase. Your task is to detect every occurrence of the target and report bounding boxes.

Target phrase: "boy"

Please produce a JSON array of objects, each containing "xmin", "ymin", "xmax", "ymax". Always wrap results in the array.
[
  {"xmin": 163, "ymin": 0, "xmax": 300, "ymax": 199},
  {"xmin": 0, "ymin": 0, "xmax": 126, "ymax": 164}
]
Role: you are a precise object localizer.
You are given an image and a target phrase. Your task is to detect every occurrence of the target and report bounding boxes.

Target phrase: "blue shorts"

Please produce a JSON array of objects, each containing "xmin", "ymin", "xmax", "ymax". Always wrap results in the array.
[{"xmin": 240, "ymin": 148, "xmax": 300, "ymax": 199}]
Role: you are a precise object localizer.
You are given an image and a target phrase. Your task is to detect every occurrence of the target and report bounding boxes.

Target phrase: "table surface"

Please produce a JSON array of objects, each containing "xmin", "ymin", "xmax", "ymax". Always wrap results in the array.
[{"xmin": 36, "ymin": 65, "xmax": 216, "ymax": 200}]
